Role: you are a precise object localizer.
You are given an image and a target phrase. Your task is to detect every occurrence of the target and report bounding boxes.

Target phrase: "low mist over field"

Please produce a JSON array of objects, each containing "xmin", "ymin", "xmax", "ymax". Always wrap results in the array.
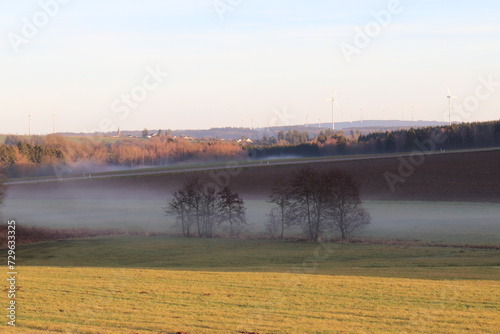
[
  {"xmin": 3, "ymin": 149, "xmax": 500, "ymax": 244},
  {"xmin": 4, "ymin": 196, "xmax": 500, "ymax": 245}
]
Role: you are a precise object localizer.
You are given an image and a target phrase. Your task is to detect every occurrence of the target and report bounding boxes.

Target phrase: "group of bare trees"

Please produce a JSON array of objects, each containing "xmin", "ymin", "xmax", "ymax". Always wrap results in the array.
[
  {"xmin": 165, "ymin": 178, "xmax": 246, "ymax": 238},
  {"xmin": 266, "ymin": 168, "xmax": 371, "ymax": 242},
  {"xmin": 166, "ymin": 168, "xmax": 370, "ymax": 242}
]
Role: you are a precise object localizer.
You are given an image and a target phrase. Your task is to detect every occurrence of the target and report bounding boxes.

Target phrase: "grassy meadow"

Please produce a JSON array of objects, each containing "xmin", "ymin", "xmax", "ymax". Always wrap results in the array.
[
  {"xmin": 2, "ymin": 236, "xmax": 499, "ymax": 333},
  {"xmin": 11, "ymin": 267, "xmax": 500, "ymax": 333}
]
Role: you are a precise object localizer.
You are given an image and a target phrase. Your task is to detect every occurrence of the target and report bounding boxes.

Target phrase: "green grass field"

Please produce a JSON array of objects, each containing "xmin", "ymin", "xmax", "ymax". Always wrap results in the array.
[
  {"xmin": 16, "ymin": 236, "xmax": 500, "ymax": 280},
  {"xmin": 3, "ymin": 236, "xmax": 499, "ymax": 333}
]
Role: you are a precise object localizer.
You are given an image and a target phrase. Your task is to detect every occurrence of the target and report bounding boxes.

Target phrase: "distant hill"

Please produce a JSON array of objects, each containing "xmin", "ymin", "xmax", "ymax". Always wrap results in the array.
[
  {"xmin": 58, "ymin": 120, "xmax": 448, "ymax": 141},
  {"xmin": 251, "ymin": 120, "xmax": 448, "ymax": 137},
  {"xmin": 171, "ymin": 120, "xmax": 447, "ymax": 139}
]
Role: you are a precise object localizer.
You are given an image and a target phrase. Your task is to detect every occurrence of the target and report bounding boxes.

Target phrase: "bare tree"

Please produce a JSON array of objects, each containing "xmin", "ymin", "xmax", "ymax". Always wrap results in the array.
[
  {"xmin": 164, "ymin": 178, "xmax": 209, "ymax": 237},
  {"xmin": 291, "ymin": 168, "xmax": 330, "ymax": 241},
  {"xmin": 325, "ymin": 169, "xmax": 371, "ymax": 242},
  {"xmin": 165, "ymin": 186, "xmax": 194, "ymax": 237},
  {"xmin": 270, "ymin": 168, "xmax": 371, "ymax": 242},
  {"xmin": 218, "ymin": 186, "xmax": 246, "ymax": 237},
  {"xmin": 200, "ymin": 185, "xmax": 219, "ymax": 238},
  {"xmin": 266, "ymin": 179, "xmax": 295, "ymax": 239},
  {"xmin": 165, "ymin": 178, "xmax": 246, "ymax": 238},
  {"xmin": 184, "ymin": 178, "xmax": 203, "ymax": 236},
  {"xmin": 266, "ymin": 208, "xmax": 281, "ymax": 238}
]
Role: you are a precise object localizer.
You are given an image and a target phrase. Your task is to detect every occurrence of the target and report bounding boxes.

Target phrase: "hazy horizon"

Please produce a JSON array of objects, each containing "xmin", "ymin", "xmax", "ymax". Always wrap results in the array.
[{"xmin": 0, "ymin": 119, "xmax": 453, "ymax": 136}]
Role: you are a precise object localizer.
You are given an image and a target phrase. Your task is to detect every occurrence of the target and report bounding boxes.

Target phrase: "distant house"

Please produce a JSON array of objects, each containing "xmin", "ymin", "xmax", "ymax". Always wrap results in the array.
[{"xmin": 237, "ymin": 137, "xmax": 253, "ymax": 143}]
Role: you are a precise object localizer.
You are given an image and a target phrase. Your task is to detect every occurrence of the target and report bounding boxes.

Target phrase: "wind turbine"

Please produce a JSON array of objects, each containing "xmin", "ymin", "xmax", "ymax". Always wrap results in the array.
[
  {"xmin": 28, "ymin": 113, "xmax": 32, "ymax": 136},
  {"xmin": 360, "ymin": 108, "xmax": 363, "ymax": 123},
  {"xmin": 53, "ymin": 112, "xmax": 57, "ymax": 133},
  {"xmin": 446, "ymin": 87, "xmax": 456, "ymax": 126},
  {"xmin": 326, "ymin": 90, "xmax": 339, "ymax": 130}
]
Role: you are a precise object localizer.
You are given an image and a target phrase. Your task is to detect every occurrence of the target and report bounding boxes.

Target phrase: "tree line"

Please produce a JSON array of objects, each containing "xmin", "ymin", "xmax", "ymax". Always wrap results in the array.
[
  {"xmin": 2, "ymin": 120, "xmax": 499, "ymax": 178},
  {"xmin": 249, "ymin": 120, "xmax": 500, "ymax": 158},
  {"xmin": 166, "ymin": 168, "xmax": 371, "ymax": 241},
  {"xmin": 0, "ymin": 134, "xmax": 245, "ymax": 178}
]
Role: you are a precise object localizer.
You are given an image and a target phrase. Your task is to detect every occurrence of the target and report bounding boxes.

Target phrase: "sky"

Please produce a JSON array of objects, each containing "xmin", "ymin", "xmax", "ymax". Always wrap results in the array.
[{"xmin": 1, "ymin": 0, "xmax": 499, "ymax": 134}]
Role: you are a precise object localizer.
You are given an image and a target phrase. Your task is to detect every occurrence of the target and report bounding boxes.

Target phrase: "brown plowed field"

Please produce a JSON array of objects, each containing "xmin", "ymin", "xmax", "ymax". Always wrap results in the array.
[{"xmin": 6, "ymin": 149, "xmax": 500, "ymax": 203}]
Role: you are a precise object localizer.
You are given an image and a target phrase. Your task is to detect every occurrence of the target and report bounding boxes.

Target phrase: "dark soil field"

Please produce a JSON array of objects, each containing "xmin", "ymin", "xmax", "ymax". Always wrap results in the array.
[
  {"xmin": 6, "ymin": 149, "xmax": 500, "ymax": 203},
  {"xmin": 232, "ymin": 149, "xmax": 500, "ymax": 202}
]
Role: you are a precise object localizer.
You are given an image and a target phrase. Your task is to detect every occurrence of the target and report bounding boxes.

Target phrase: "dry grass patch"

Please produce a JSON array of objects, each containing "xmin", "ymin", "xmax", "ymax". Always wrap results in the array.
[{"xmin": 6, "ymin": 267, "xmax": 499, "ymax": 333}]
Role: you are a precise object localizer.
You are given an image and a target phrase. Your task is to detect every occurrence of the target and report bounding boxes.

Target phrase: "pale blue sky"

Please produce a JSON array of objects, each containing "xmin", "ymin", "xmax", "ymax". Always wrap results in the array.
[{"xmin": 1, "ymin": 0, "xmax": 499, "ymax": 134}]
